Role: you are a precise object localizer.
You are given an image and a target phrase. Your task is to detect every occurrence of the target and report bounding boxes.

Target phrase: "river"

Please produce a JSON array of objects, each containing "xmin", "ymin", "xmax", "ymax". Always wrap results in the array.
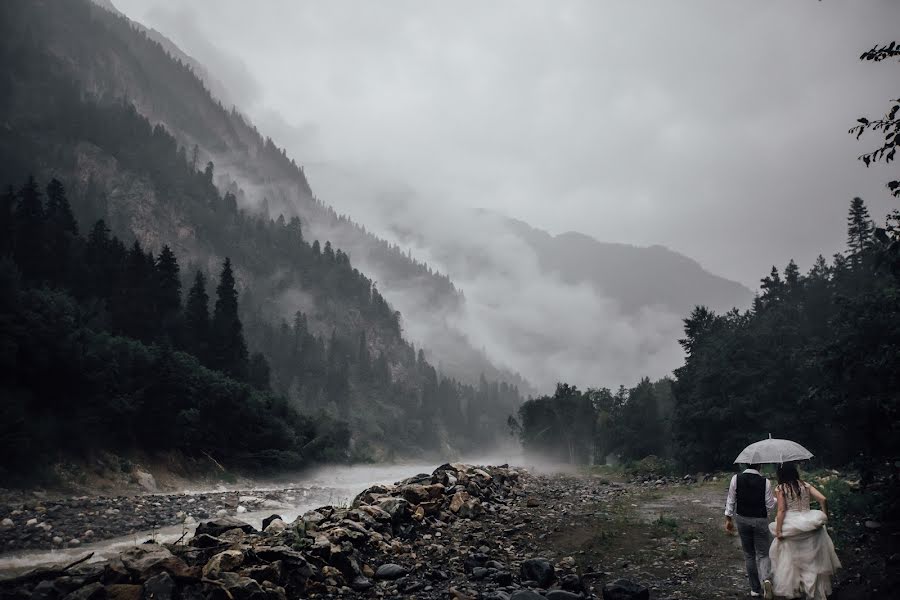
[{"xmin": 0, "ymin": 461, "xmax": 445, "ymax": 577}]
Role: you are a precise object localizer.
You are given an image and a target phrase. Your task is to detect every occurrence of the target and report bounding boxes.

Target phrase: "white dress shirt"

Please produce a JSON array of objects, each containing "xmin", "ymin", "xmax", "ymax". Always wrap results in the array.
[{"xmin": 724, "ymin": 468, "xmax": 776, "ymax": 517}]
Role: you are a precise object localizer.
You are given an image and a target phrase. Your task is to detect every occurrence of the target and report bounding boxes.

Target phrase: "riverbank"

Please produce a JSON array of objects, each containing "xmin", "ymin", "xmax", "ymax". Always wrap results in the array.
[{"xmin": 1, "ymin": 464, "xmax": 894, "ymax": 599}]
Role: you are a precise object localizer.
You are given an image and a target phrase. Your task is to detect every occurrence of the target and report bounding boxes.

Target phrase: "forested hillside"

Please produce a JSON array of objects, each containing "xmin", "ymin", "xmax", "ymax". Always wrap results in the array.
[
  {"xmin": 515, "ymin": 198, "xmax": 899, "ymax": 475},
  {"xmin": 8, "ymin": 0, "xmax": 525, "ymax": 390},
  {"xmin": 0, "ymin": 0, "xmax": 522, "ymax": 467}
]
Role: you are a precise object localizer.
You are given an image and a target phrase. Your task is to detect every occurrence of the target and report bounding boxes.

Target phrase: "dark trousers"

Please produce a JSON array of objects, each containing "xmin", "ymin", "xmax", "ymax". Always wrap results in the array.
[{"xmin": 735, "ymin": 515, "xmax": 772, "ymax": 593}]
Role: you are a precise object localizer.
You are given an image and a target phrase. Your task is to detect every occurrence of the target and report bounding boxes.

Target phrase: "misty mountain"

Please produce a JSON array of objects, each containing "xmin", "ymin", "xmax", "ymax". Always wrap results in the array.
[
  {"xmin": 59, "ymin": 0, "xmax": 526, "ymax": 394},
  {"xmin": 502, "ymin": 219, "xmax": 753, "ymax": 317},
  {"xmin": 0, "ymin": 0, "xmax": 523, "ymax": 458}
]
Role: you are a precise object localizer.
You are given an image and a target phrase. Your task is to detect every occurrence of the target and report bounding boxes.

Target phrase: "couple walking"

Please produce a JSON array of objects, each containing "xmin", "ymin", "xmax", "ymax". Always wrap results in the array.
[{"xmin": 724, "ymin": 462, "xmax": 841, "ymax": 599}]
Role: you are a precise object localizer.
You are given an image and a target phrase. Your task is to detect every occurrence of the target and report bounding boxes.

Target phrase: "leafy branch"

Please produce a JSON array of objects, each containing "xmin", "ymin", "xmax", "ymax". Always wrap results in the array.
[{"xmin": 849, "ymin": 41, "xmax": 900, "ymax": 198}]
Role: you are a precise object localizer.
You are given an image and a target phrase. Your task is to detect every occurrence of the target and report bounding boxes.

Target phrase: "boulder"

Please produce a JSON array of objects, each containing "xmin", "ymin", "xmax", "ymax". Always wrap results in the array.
[
  {"xmin": 105, "ymin": 584, "xmax": 143, "ymax": 600},
  {"xmin": 203, "ymin": 550, "xmax": 245, "ymax": 578},
  {"xmin": 351, "ymin": 576, "xmax": 374, "ymax": 591},
  {"xmin": 120, "ymin": 544, "xmax": 193, "ymax": 579},
  {"xmin": 398, "ymin": 483, "xmax": 445, "ymax": 505},
  {"xmin": 510, "ymin": 591, "xmax": 545, "ymax": 600},
  {"xmin": 134, "ymin": 471, "xmax": 158, "ymax": 493},
  {"xmin": 0, "ymin": 518, "xmax": 13, "ymax": 529},
  {"xmin": 458, "ymin": 496, "xmax": 483, "ymax": 519},
  {"xmin": 374, "ymin": 497, "xmax": 410, "ymax": 522},
  {"xmin": 62, "ymin": 583, "xmax": 105, "ymax": 600},
  {"xmin": 194, "ymin": 517, "xmax": 256, "ymax": 537},
  {"xmin": 602, "ymin": 579, "xmax": 649, "ymax": 600},
  {"xmin": 374, "ymin": 563, "xmax": 408, "ymax": 580},
  {"xmin": 449, "ymin": 491, "xmax": 472, "ymax": 513},
  {"xmin": 142, "ymin": 572, "xmax": 175, "ymax": 600},
  {"xmin": 520, "ymin": 558, "xmax": 555, "ymax": 588},
  {"xmin": 546, "ymin": 591, "xmax": 583, "ymax": 600},
  {"xmin": 261, "ymin": 514, "xmax": 283, "ymax": 531},
  {"xmin": 213, "ymin": 572, "xmax": 267, "ymax": 600},
  {"xmin": 264, "ymin": 518, "xmax": 287, "ymax": 534}
]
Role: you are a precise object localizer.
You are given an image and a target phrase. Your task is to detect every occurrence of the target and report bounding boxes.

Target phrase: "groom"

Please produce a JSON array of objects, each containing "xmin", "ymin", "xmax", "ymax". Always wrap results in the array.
[{"xmin": 724, "ymin": 463, "xmax": 776, "ymax": 599}]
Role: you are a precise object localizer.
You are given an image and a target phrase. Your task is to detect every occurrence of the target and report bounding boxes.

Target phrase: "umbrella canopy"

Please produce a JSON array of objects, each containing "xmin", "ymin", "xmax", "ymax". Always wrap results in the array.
[{"xmin": 734, "ymin": 436, "xmax": 813, "ymax": 464}]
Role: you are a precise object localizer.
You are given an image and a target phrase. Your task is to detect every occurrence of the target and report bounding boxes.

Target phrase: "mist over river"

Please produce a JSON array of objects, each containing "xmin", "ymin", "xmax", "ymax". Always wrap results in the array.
[{"xmin": 0, "ymin": 455, "xmax": 530, "ymax": 577}]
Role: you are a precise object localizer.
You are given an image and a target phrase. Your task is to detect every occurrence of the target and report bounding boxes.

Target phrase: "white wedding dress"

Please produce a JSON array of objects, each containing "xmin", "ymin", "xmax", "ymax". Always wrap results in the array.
[{"xmin": 768, "ymin": 483, "xmax": 842, "ymax": 600}]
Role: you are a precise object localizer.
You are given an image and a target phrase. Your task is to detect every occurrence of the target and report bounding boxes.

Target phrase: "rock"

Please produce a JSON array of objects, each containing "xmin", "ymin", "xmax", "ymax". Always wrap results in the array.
[
  {"xmin": 0, "ymin": 517, "xmax": 13, "ymax": 529},
  {"xmin": 195, "ymin": 516, "xmax": 256, "ymax": 537},
  {"xmin": 83, "ymin": 530, "xmax": 94, "ymax": 538},
  {"xmin": 602, "ymin": 578, "xmax": 650, "ymax": 600},
  {"xmin": 53, "ymin": 536, "xmax": 64, "ymax": 545},
  {"xmin": 449, "ymin": 491, "xmax": 471, "ymax": 513},
  {"xmin": 520, "ymin": 558, "xmax": 555, "ymax": 588},
  {"xmin": 374, "ymin": 563, "xmax": 408, "ymax": 580},
  {"xmin": 546, "ymin": 591, "xmax": 583, "ymax": 600},
  {"xmin": 262, "ymin": 514, "xmax": 283, "ymax": 531},
  {"xmin": 134, "ymin": 470, "xmax": 158, "ymax": 493},
  {"xmin": 351, "ymin": 576, "xmax": 374, "ymax": 591},
  {"xmin": 190, "ymin": 533, "xmax": 225, "ymax": 548},
  {"xmin": 374, "ymin": 497, "xmax": 410, "ymax": 522},
  {"xmin": 142, "ymin": 572, "xmax": 175, "ymax": 600},
  {"xmin": 492, "ymin": 571, "xmax": 514, "ymax": 586},
  {"xmin": 120, "ymin": 544, "xmax": 193, "ymax": 579},
  {"xmin": 561, "ymin": 574, "xmax": 585, "ymax": 592},
  {"xmin": 68, "ymin": 538, "xmax": 81, "ymax": 546},
  {"xmin": 236, "ymin": 505, "xmax": 247, "ymax": 514},
  {"xmin": 264, "ymin": 518, "xmax": 287, "ymax": 534},
  {"xmin": 510, "ymin": 591, "xmax": 545, "ymax": 600},
  {"xmin": 214, "ymin": 572, "xmax": 267, "ymax": 600},
  {"xmin": 62, "ymin": 583, "xmax": 105, "ymax": 600},
  {"xmin": 399, "ymin": 483, "xmax": 445, "ymax": 505},
  {"xmin": 105, "ymin": 584, "xmax": 143, "ymax": 600},
  {"xmin": 470, "ymin": 567, "xmax": 489, "ymax": 580},
  {"xmin": 864, "ymin": 520, "xmax": 881, "ymax": 530},
  {"xmin": 203, "ymin": 549, "xmax": 245, "ymax": 577},
  {"xmin": 26, "ymin": 518, "xmax": 38, "ymax": 527},
  {"xmin": 526, "ymin": 497, "xmax": 540, "ymax": 507},
  {"xmin": 459, "ymin": 496, "xmax": 483, "ymax": 519},
  {"xmin": 216, "ymin": 509, "xmax": 228, "ymax": 518}
]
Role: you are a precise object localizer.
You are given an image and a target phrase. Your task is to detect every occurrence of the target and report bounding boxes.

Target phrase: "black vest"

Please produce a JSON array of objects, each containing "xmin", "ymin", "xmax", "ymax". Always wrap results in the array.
[{"xmin": 736, "ymin": 472, "xmax": 767, "ymax": 518}]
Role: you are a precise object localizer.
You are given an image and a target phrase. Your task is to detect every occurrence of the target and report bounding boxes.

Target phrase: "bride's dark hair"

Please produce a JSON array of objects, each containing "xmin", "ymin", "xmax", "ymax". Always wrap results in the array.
[{"xmin": 776, "ymin": 462, "xmax": 803, "ymax": 498}]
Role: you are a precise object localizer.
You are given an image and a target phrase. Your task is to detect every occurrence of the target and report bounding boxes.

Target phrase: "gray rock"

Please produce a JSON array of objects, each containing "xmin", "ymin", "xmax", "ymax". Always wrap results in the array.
[
  {"xmin": 560, "ymin": 574, "xmax": 584, "ymax": 592},
  {"xmin": 520, "ymin": 558, "xmax": 555, "ymax": 588},
  {"xmin": 134, "ymin": 471, "xmax": 158, "ymax": 493},
  {"xmin": 261, "ymin": 514, "xmax": 283, "ymax": 531},
  {"xmin": 602, "ymin": 579, "xmax": 650, "ymax": 600},
  {"xmin": 194, "ymin": 516, "xmax": 256, "ymax": 537},
  {"xmin": 63, "ymin": 582, "xmax": 105, "ymax": 600},
  {"xmin": 202, "ymin": 550, "xmax": 244, "ymax": 577},
  {"xmin": 510, "ymin": 591, "xmax": 545, "ymax": 600},
  {"xmin": 351, "ymin": 576, "xmax": 374, "ymax": 591},
  {"xmin": 142, "ymin": 572, "xmax": 175, "ymax": 600},
  {"xmin": 374, "ymin": 563, "xmax": 408, "ymax": 580},
  {"xmin": 546, "ymin": 590, "xmax": 583, "ymax": 600}
]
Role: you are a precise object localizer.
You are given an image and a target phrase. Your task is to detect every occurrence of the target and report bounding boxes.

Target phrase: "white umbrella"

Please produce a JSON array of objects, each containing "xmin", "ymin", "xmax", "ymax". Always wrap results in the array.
[{"xmin": 734, "ymin": 435, "xmax": 813, "ymax": 464}]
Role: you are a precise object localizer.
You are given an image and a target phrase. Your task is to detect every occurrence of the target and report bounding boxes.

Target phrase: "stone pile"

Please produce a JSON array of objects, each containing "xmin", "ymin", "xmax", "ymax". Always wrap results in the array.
[{"xmin": 0, "ymin": 464, "xmax": 651, "ymax": 600}]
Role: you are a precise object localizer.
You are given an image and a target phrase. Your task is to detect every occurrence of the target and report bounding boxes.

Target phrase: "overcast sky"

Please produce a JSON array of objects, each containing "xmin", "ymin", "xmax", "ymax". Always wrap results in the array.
[{"xmin": 115, "ymin": 0, "xmax": 899, "ymax": 288}]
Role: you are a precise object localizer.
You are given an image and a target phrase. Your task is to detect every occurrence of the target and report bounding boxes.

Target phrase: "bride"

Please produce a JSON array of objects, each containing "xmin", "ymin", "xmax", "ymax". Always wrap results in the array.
[{"xmin": 769, "ymin": 463, "xmax": 842, "ymax": 600}]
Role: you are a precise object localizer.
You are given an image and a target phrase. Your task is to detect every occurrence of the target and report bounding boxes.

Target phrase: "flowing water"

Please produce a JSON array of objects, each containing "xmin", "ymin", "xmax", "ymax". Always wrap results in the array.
[{"xmin": 0, "ymin": 461, "xmax": 443, "ymax": 577}]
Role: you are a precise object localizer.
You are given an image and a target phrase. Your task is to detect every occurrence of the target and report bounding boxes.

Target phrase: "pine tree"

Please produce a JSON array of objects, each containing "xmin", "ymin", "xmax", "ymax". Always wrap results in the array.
[
  {"xmin": 155, "ymin": 245, "xmax": 182, "ymax": 341},
  {"xmin": 211, "ymin": 258, "xmax": 249, "ymax": 379},
  {"xmin": 784, "ymin": 259, "xmax": 800, "ymax": 289},
  {"xmin": 248, "ymin": 352, "xmax": 271, "ymax": 391},
  {"xmin": 185, "ymin": 270, "xmax": 210, "ymax": 364},
  {"xmin": 847, "ymin": 197, "xmax": 874, "ymax": 262},
  {"xmin": 13, "ymin": 176, "xmax": 45, "ymax": 282},
  {"xmin": 0, "ymin": 186, "xmax": 14, "ymax": 257},
  {"xmin": 44, "ymin": 179, "xmax": 79, "ymax": 285}
]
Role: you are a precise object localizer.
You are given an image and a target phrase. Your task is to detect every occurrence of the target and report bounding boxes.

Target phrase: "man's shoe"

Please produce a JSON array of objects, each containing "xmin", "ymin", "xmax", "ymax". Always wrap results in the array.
[
  {"xmin": 750, "ymin": 592, "xmax": 761, "ymax": 598},
  {"xmin": 763, "ymin": 579, "xmax": 774, "ymax": 600}
]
